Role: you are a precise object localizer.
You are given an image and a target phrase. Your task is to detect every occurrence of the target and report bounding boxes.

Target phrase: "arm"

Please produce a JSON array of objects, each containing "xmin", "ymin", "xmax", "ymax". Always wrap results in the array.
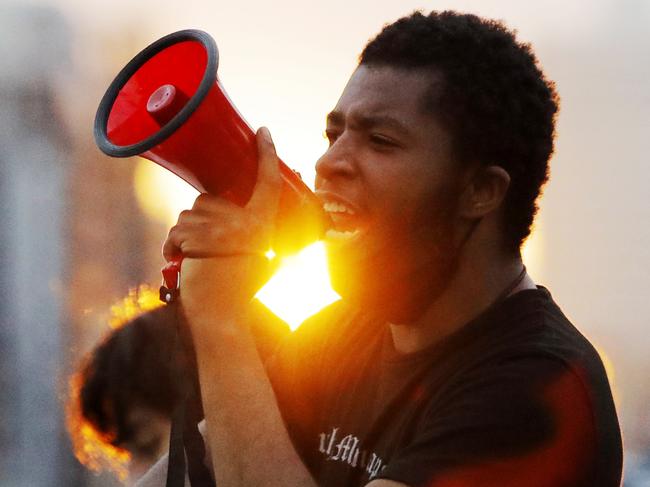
[
  {"xmin": 190, "ymin": 300, "xmax": 316, "ymax": 486},
  {"xmin": 164, "ymin": 128, "xmax": 316, "ymax": 487}
]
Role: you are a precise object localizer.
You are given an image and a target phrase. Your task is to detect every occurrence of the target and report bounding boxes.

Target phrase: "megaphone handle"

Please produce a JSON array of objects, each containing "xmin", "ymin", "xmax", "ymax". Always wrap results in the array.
[{"xmin": 160, "ymin": 256, "xmax": 183, "ymax": 304}]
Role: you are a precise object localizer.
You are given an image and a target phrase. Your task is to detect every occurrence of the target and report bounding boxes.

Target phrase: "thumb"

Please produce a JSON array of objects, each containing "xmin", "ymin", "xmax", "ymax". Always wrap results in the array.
[{"xmin": 247, "ymin": 126, "xmax": 282, "ymax": 216}]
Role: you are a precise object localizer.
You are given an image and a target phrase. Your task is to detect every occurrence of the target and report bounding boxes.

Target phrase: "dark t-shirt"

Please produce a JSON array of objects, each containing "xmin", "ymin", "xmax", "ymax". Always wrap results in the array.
[{"xmin": 268, "ymin": 287, "xmax": 622, "ymax": 487}]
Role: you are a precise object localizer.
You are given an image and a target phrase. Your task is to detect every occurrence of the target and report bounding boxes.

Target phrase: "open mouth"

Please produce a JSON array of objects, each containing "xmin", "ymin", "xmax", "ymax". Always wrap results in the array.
[{"xmin": 322, "ymin": 201, "xmax": 363, "ymax": 242}]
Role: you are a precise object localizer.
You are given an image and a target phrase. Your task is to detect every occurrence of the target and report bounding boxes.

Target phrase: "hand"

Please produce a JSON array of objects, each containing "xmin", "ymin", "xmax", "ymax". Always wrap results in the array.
[
  {"xmin": 162, "ymin": 127, "xmax": 282, "ymax": 322},
  {"xmin": 163, "ymin": 127, "xmax": 281, "ymax": 260}
]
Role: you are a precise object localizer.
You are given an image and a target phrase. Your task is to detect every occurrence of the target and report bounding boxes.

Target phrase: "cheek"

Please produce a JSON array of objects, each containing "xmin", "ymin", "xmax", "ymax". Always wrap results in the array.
[
  {"xmin": 375, "ymin": 183, "xmax": 451, "ymax": 236},
  {"xmin": 392, "ymin": 196, "xmax": 460, "ymax": 266}
]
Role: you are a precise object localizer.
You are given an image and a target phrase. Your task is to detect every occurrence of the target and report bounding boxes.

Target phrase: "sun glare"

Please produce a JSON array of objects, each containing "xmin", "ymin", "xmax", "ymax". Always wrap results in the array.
[
  {"xmin": 256, "ymin": 242, "xmax": 340, "ymax": 331},
  {"xmin": 134, "ymin": 158, "xmax": 199, "ymax": 226},
  {"xmin": 133, "ymin": 161, "xmax": 338, "ymax": 330}
]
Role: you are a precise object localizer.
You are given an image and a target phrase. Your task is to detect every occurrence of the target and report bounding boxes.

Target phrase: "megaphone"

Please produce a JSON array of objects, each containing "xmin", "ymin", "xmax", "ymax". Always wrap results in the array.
[{"xmin": 94, "ymin": 29, "xmax": 327, "ymax": 301}]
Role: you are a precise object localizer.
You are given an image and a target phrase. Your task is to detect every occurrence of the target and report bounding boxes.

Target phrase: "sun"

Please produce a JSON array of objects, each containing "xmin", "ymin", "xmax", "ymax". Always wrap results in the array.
[{"xmin": 256, "ymin": 242, "xmax": 340, "ymax": 330}]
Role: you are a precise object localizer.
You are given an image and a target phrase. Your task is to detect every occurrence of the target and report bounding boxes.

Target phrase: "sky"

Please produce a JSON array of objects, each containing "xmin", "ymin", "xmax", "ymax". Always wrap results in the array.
[{"xmin": 36, "ymin": 0, "xmax": 648, "ymax": 185}]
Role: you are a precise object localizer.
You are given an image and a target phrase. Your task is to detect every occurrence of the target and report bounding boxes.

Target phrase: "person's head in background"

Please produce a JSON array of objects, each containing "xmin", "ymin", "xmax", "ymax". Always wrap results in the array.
[{"xmin": 67, "ymin": 291, "xmax": 183, "ymax": 484}]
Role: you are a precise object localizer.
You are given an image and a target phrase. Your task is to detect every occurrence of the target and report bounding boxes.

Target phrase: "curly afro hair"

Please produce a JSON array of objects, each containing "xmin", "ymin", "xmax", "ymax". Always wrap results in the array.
[{"xmin": 360, "ymin": 11, "xmax": 559, "ymax": 251}]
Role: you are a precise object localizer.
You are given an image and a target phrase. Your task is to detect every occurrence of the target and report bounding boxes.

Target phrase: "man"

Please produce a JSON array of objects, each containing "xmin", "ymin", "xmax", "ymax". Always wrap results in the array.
[{"xmin": 142, "ymin": 10, "xmax": 622, "ymax": 487}]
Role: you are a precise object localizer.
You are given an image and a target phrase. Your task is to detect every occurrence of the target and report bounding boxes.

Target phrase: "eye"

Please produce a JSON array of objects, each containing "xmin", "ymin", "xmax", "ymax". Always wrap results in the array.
[
  {"xmin": 369, "ymin": 134, "xmax": 397, "ymax": 148},
  {"xmin": 323, "ymin": 129, "xmax": 340, "ymax": 147}
]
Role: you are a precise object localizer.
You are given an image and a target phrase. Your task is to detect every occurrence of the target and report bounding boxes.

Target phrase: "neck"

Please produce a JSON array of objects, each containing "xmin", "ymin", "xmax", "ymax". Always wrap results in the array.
[{"xmin": 388, "ymin": 229, "xmax": 536, "ymax": 355}]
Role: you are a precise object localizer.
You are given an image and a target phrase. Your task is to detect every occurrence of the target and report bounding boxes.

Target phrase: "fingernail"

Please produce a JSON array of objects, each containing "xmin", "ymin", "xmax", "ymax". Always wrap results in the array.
[{"xmin": 260, "ymin": 126, "xmax": 273, "ymax": 144}]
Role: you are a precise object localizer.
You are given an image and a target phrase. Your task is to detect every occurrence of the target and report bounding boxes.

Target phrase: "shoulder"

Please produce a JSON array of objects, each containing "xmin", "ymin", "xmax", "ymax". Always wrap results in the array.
[
  {"xmin": 475, "ymin": 287, "xmax": 605, "ymax": 369},
  {"xmin": 379, "ymin": 352, "xmax": 617, "ymax": 487},
  {"xmin": 391, "ymin": 287, "xmax": 623, "ymax": 487},
  {"xmin": 448, "ymin": 287, "xmax": 617, "ymax": 426}
]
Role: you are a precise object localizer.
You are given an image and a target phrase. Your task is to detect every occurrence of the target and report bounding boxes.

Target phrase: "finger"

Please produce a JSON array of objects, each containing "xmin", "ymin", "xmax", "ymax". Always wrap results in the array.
[
  {"xmin": 191, "ymin": 192, "xmax": 216, "ymax": 210},
  {"xmin": 191, "ymin": 192, "xmax": 243, "ymax": 215},
  {"xmin": 175, "ymin": 210, "xmax": 228, "ymax": 230},
  {"xmin": 246, "ymin": 127, "xmax": 282, "ymax": 217},
  {"xmin": 164, "ymin": 223, "xmax": 224, "ymax": 260},
  {"xmin": 163, "ymin": 224, "xmax": 185, "ymax": 261},
  {"xmin": 163, "ymin": 218, "xmax": 269, "ymax": 261},
  {"xmin": 163, "ymin": 222, "xmax": 218, "ymax": 261}
]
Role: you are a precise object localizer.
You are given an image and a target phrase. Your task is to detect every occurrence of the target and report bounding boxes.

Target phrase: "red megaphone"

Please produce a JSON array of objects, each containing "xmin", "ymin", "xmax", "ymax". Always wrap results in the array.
[{"xmin": 94, "ymin": 30, "xmax": 327, "ymax": 302}]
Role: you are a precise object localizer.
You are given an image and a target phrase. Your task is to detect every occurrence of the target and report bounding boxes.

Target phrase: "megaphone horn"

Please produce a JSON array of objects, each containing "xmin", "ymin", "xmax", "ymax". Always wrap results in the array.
[{"xmin": 94, "ymin": 30, "xmax": 327, "ymax": 301}]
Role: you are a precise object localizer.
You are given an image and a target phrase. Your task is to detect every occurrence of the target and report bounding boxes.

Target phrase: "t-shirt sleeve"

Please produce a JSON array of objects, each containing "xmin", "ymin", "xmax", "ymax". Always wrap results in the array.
[{"xmin": 376, "ymin": 356, "xmax": 599, "ymax": 487}]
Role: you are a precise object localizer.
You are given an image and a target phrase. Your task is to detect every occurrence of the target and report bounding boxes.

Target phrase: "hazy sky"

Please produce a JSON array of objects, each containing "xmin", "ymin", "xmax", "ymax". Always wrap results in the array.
[{"xmin": 34, "ymin": 0, "xmax": 649, "ymax": 184}]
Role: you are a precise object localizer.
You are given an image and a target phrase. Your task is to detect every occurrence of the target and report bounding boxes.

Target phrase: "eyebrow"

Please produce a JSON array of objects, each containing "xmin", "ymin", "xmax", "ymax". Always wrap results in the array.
[{"xmin": 326, "ymin": 110, "xmax": 411, "ymax": 138}]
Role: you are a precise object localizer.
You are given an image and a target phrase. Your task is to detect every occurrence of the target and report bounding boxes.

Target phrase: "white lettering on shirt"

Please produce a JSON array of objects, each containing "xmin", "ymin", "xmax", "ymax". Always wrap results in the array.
[{"xmin": 318, "ymin": 427, "xmax": 387, "ymax": 479}]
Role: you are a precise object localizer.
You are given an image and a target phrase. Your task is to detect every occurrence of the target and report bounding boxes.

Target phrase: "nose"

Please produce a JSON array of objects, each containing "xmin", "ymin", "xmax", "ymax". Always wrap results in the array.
[{"xmin": 315, "ymin": 137, "xmax": 357, "ymax": 184}]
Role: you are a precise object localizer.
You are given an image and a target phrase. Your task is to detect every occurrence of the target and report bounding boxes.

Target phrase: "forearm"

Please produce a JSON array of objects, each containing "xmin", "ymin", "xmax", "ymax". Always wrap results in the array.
[
  {"xmin": 192, "ymin": 308, "xmax": 316, "ymax": 487},
  {"xmin": 164, "ymin": 127, "xmax": 308, "ymax": 485}
]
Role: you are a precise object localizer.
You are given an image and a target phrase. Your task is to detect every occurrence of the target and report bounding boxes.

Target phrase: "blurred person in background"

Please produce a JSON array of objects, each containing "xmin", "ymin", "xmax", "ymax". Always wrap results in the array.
[
  {"xmin": 68, "ymin": 289, "xmax": 290, "ymax": 484},
  {"xmin": 67, "ymin": 299, "xmax": 184, "ymax": 485},
  {"xmin": 141, "ymin": 10, "xmax": 623, "ymax": 487}
]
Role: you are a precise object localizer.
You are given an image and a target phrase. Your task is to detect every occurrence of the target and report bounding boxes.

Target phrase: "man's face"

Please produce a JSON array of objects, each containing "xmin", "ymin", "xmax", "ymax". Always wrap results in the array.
[{"xmin": 315, "ymin": 65, "xmax": 465, "ymax": 321}]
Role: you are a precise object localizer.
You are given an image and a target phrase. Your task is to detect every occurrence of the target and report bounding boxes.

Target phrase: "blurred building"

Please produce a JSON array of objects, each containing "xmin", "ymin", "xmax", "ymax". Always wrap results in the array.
[
  {"xmin": 0, "ymin": 4, "xmax": 76, "ymax": 486},
  {"xmin": 0, "ymin": 4, "xmax": 164, "ymax": 486}
]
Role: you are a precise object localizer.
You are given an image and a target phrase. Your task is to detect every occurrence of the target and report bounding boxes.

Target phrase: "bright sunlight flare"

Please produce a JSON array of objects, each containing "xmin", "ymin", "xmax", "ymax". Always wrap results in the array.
[
  {"xmin": 133, "ymin": 162, "xmax": 338, "ymax": 331},
  {"xmin": 256, "ymin": 242, "xmax": 340, "ymax": 331}
]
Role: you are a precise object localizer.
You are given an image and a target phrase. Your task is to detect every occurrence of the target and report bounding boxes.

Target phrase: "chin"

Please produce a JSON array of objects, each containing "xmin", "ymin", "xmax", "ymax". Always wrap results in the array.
[{"xmin": 327, "ymin": 245, "xmax": 459, "ymax": 324}]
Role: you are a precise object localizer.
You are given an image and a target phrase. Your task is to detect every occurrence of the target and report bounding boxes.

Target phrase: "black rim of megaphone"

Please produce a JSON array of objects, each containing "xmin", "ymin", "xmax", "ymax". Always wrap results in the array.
[{"xmin": 94, "ymin": 29, "xmax": 218, "ymax": 158}]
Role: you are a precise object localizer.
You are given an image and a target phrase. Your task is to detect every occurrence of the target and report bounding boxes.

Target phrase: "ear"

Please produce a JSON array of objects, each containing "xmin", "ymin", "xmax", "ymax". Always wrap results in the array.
[{"xmin": 459, "ymin": 165, "xmax": 511, "ymax": 219}]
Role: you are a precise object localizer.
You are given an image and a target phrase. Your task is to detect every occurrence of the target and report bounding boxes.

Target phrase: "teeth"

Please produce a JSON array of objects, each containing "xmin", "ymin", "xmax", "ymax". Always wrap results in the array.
[
  {"xmin": 323, "ymin": 201, "xmax": 355, "ymax": 215},
  {"xmin": 325, "ymin": 229, "xmax": 360, "ymax": 241}
]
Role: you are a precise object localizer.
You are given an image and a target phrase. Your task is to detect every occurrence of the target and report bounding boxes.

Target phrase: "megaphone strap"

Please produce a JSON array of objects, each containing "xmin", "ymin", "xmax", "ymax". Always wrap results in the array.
[{"xmin": 166, "ymin": 302, "xmax": 216, "ymax": 487}]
